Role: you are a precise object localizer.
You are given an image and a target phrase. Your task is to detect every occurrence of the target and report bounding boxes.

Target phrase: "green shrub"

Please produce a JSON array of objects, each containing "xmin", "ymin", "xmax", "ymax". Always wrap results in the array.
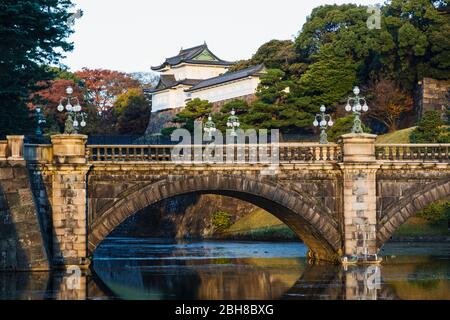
[
  {"xmin": 161, "ymin": 126, "xmax": 177, "ymax": 137},
  {"xmin": 212, "ymin": 211, "xmax": 233, "ymax": 231},
  {"xmin": 417, "ymin": 200, "xmax": 450, "ymax": 224}
]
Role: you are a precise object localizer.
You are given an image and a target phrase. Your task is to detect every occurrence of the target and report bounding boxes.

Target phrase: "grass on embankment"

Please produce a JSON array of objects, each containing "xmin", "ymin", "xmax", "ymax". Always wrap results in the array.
[
  {"xmin": 219, "ymin": 209, "xmax": 298, "ymax": 241},
  {"xmin": 375, "ymin": 127, "xmax": 415, "ymax": 143},
  {"xmin": 393, "ymin": 217, "xmax": 449, "ymax": 237},
  {"xmin": 376, "ymin": 126, "xmax": 450, "ymax": 144},
  {"xmin": 222, "ymin": 209, "xmax": 449, "ymax": 241}
]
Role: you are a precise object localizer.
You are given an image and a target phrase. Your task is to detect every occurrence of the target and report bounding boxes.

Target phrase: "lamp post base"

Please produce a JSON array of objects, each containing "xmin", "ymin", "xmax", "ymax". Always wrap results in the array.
[{"xmin": 351, "ymin": 114, "xmax": 364, "ymax": 134}]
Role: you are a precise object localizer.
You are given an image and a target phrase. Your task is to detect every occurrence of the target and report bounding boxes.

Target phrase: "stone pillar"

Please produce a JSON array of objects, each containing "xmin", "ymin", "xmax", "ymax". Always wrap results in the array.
[
  {"xmin": 48, "ymin": 135, "xmax": 91, "ymax": 268},
  {"xmin": 339, "ymin": 134, "xmax": 380, "ymax": 259},
  {"xmin": 6, "ymin": 135, "xmax": 24, "ymax": 161}
]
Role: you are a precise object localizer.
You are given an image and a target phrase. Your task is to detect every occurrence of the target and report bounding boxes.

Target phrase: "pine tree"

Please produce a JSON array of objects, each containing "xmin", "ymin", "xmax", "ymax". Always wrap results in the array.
[
  {"xmin": 172, "ymin": 98, "xmax": 212, "ymax": 132},
  {"xmin": 297, "ymin": 45, "xmax": 358, "ymax": 112},
  {"xmin": 0, "ymin": 0, "xmax": 76, "ymax": 137},
  {"xmin": 410, "ymin": 111, "xmax": 449, "ymax": 143}
]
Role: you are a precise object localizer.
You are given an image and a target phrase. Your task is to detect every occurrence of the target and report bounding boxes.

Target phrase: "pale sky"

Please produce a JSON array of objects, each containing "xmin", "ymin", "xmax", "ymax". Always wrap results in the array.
[{"xmin": 62, "ymin": 0, "xmax": 382, "ymax": 73}]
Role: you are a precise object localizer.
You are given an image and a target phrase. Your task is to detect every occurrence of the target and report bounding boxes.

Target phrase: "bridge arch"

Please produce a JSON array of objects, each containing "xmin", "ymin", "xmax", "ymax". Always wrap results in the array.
[
  {"xmin": 378, "ymin": 179, "xmax": 450, "ymax": 246},
  {"xmin": 88, "ymin": 175, "xmax": 342, "ymax": 262}
]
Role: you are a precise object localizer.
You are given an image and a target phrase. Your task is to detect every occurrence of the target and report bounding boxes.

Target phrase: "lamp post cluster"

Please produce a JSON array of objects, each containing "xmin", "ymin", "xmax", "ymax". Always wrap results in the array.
[
  {"xmin": 204, "ymin": 109, "xmax": 240, "ymax": 138},
  {"xmin": 57, "ymin": 86, "xmax": 87, "ymax": 134},
  {"xmin": 313, "ymin": 105, "xmax": 333, "ymax": 144},
  {"xmin": 311, "ymin": 86, "xmax": 369, "ymax": 143},
  {"xmin": 345, "ymin": 86, "xmax": 369, "ymax": 134},
  {"xmin": 204, "ymin": 114, "xmax": 217, "ymax": 138},
  {"xmin": 226, "ymin": 109, "xmax": 240, "ymax": 137}
]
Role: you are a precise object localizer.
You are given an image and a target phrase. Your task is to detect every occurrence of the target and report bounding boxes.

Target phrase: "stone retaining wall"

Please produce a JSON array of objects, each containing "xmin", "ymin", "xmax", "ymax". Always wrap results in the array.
[
  {"xmin": 0, "ymin": 161, "xmax": 48, "ymax": 270},
  {"xmin": 417, "ymin": 77, "xmax": 450, "ymax": 119}
]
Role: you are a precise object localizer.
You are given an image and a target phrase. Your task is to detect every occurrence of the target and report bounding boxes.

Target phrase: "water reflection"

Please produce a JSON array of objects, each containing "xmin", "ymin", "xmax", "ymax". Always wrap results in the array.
[
  {"xmin": 0, "ymin": 239, "xmax": 448, "ymax": 300},
  {"xmin": 92, "ymin": 239, "xmax": 307, "ymax": 300},
  {"xmin": 284, "ymin": 264, "xmax": 397, "ymax": 300}
]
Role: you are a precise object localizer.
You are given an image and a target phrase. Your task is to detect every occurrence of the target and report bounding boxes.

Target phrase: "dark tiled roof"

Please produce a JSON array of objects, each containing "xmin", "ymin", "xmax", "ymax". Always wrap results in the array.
[
  {"xmin": 185, "ymin": 64, "xmax": 266, "ymax": 92},
  {"xmin": 158, "ymin": 74, "xmax": 176, "ymax": 88},
  {"xmin": 145, "ymin": 75, "xmax": 202, "ymax": 94},
  {"xmin": 151, "ymin": 43, "xmax": 233, "ymax": 71}
]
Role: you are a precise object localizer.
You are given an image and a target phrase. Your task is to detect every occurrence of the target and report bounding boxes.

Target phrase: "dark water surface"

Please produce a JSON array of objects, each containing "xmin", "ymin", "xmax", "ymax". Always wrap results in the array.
[{"xmin": 0, "ymin": 238, "xmax": 449, "ymax": 300}]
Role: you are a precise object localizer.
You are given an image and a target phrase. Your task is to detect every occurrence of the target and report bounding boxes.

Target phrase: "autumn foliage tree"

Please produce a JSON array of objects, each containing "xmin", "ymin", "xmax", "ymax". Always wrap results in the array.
[
  {"xmin": 28, "ymin": 68, "xmax": 150, "ymax": 135},
  {"xmin": 74, "ymin": 68, "xmax": 140, "ymax": 115},
  {"xmin": 366, "ymin": 78, "xmax": 413, "ymax": 132}
]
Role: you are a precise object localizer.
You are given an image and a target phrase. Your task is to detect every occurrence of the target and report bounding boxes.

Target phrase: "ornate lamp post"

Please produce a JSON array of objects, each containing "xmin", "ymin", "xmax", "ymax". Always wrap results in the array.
[
  {"xmin": 313, "ymin": 105, "xmax": 334, "ymax": 144},
  {"xmin": 204, "ymin": 114, "xmax": 217, "ymax": 138},
  {"xmin": 57, "ymin": 86, "xmax": 87, "ymax": 134},
  {"xmin": 345, "ymin": 86, "xmax": 369, "ymax": 134},
  {"xmin": 35, "ymin": 106, "xmax": 46, "ymax": 136},
  {"xmin": 226, "ymin": 109, "xmax": 240, "ymax": 137}
]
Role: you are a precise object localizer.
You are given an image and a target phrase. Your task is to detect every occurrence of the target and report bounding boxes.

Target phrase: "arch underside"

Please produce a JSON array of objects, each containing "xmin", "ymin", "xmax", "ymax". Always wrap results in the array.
[
  {"xmin": 378, "ymin": 178, "xmax": 450, "ymax": 246},
  {"xmin": 88, "ymin": 175, "xmax": 342, "ymax": 262}
]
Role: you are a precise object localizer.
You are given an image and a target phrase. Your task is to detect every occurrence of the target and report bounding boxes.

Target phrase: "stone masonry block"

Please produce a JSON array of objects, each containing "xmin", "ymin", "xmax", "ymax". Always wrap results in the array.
[{"xmin": 0, "ymin": 168, "xmax": 14, "ymax": 180}]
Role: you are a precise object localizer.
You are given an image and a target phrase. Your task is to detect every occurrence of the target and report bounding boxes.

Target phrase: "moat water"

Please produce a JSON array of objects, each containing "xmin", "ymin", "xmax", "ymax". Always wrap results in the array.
[{"xmin": 0, "ymin": 237, "xmax": 449, "ymax": 300}]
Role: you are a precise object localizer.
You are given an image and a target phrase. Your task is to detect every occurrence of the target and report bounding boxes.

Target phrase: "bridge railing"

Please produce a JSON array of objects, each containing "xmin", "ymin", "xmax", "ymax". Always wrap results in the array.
[
  {"xmin": 375, "ymin": 144, "xmax": 450, "ymax": 162},
  {"xmin": 86, "ymin": 143, "xmax": 342, "ymax": 163},
  {"xmin": 24, "ymin": 144, "xmax": 53, "ymax": 163},
  {"xmin": 278, "ymin": 143, "xmax": 342, "ymax": 162}
]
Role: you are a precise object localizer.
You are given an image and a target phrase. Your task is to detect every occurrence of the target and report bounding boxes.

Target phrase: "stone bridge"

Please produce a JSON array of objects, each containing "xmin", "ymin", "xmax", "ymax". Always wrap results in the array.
[{"xmin": 1, "ymin": 134, "xmax": 450, "ymax": 270}]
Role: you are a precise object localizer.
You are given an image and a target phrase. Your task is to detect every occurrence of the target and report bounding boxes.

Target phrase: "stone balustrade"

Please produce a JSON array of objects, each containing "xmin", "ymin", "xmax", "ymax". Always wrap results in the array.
[
  {"xmin": 86, "ymin": 143, "xmax": 343, "ymax": 163},
  {"xmin": 375, "ymin": 144, "xmax": 450, "ymax": 162},
  {"xmin": 24, "ymin": 144, "xmax": 53, "ymax": 163},
  {"xmin": 0, "ymin": 136, "xmax": 25, "ymax": 161},
  {"xmin": 21, "ymin": 141, "xmax": 450, "ymax": 165}
]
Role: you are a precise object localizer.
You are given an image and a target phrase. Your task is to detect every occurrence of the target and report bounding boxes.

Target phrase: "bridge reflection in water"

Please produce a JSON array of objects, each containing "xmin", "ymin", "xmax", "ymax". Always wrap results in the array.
[{"xmin": 0, "ymin": 240, "xmax": 448, "ymax": 300}]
